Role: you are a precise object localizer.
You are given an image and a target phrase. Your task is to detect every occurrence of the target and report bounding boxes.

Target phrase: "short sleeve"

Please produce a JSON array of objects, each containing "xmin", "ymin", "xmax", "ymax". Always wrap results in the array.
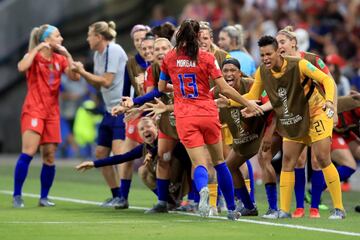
[{"xmin": 207, "ymin": 54, "xmax": 222, "ymax": 80}]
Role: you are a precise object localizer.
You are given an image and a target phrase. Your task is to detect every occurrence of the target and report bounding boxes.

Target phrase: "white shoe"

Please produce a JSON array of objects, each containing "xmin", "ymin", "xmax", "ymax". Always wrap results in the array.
[
  {"xmin": 198, "ymin": 187, "xmax": 210, "ymax": 218},
  {"xmin": 209, "ymin": 206, "xmax": 218, "ymax": 216}
]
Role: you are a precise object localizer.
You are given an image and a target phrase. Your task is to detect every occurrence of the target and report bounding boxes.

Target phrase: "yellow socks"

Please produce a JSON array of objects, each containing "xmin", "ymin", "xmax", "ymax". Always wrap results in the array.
[
  {"xmin": 245, "ymin": 179, "xmax": 251, "ymax": 195},
  {"xmin": 322, "ymin": 163, "xmax": 344, "ymax": 210},
  {"xmin": 279, "ymin": 171, "xmax": 295, "ymax": 213},
  {"xmin": 208, "ymin": 183, "xmax": 218, "ymax": 208}
]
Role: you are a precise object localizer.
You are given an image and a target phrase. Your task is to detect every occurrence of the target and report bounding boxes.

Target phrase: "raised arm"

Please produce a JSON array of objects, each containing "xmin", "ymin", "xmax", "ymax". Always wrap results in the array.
[{"xmin": 18, "ymin": 42, "xmax": 50, "ymax": 72}]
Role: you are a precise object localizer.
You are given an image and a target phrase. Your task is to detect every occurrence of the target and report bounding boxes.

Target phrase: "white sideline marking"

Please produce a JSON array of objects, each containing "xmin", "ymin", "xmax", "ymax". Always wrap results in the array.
[{"xmin": 1, "ymin": 190, "xmax": 360, "ymax": 237}]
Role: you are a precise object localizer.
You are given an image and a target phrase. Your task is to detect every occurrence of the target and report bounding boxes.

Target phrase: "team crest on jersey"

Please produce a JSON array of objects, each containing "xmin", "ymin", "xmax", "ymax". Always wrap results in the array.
[
  {"xmin": 31, "ymin": 118, "xmax": 38, "ymax": 127},
  {"xmin": 128, "ymin": 125, "xmax": 135, "ymax": 134},
  {"xmin": 54, "ymin": 62, "xmax": 60, "ymax": 71}
]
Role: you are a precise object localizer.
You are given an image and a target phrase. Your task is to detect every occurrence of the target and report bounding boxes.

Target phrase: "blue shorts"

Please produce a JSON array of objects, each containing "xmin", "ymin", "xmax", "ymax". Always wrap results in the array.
[{"xmin": 97, "ymin": 112, "xmax": 125, "ymax": 148}]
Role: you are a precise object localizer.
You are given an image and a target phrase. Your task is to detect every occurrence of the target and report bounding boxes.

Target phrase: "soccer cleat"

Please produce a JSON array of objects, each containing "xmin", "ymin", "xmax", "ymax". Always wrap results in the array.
[
  {"xmin": 217, "ymin": 195, "xmax": 227, "ymax": 213},
  {"xmin": 292, "ymin": 208, "xmax": 305, "ymax": 218},
  {"xmin": 328, "ymin": 208, "xmax": 346, "ymax": 220},
  {"xmin": 114, "ymin": 197, "xmax": 129, "ymax": 209},
  {"xmin": 39, "ymin": 198, "xmax": 55, "ymax": 207},
  {"xmin": 227, "ymin": 210, "xmax": 241, "ymax": 220},
  {"xmin": 309, "ymin": 208, "xmax": 320, "ymax": 218},
  {"xmin": 318, "ymin": 203, "xmax": 329, "ymax": 210},
  {"xmin": 235, "ymin": 199, "xmax": 244, "ymax": 212},
  {"xmin": 278, "ymin": 210, "xmax": 291, "ymax": 219},
  {"xmin": 239, "ymin": 206, "xmax": 259, "ymax": 216},
  {"xmin": 209, "ymin": 206, "xmax": 219, "ymax": 216},
  {"xmin": 262, "ymin": 208, "xmax": 279, "ymax": 219},
  {"xmin": 198, "ymin": 187, "xmax": 210, "ymax": 218},
  {"xmin": 13, "ymin": 195, "xmax": 24, "ymax": 208},
  {"xmin": 145, "ymin": 203, "xmax": 168, "ymax": 214},
  {"xmin": 175, "ymin": 202, "xmax": 198, "ymax": 212},
  {"xmin": 305, "ymin": 190, "xmax": 328, "ymax": 210},
  {"xmin": 341, "ymin": 182, "xmax": 351, "ymax": 192},
  {"xmin": 100, "ymin": 197, "xmax": 116, "ymax": 207}
]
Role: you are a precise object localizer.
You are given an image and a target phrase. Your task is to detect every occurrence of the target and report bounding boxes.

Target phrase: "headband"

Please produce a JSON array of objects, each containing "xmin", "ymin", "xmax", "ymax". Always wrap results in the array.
[
  {"xmin": 40, "ymin": 25, "xmax": 57, "ymax": 42},
  {"xmin": 222, "ymin": 57, "xmax": 241, "ymax": 70}
]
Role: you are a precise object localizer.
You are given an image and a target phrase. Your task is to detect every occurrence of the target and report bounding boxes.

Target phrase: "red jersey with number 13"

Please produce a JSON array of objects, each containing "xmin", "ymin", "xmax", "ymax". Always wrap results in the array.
[
  {"xmin": 161, "ymin": 49, "xmax": 222, "ymax": 118},
  {"xmin": 22, "ymin": 52, "xmax": 68, "ymax": 119}
]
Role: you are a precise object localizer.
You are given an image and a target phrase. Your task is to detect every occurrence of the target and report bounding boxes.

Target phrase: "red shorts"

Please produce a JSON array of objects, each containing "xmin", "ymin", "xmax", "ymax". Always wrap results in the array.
[
  {"xmin": 125, "ymin": 117, "xmax": 143, "ymax": 144},
  {"xmin": 158, "ymin": 129, "xmax": 176, "ymax": 140},
  {"xmin": 331, "ymin": 132, "xmax": 349, "ymax": 150},
  {"xmin": 21, "ymin": 113, "xmax": 61, "ymax": 144},
  {"xmin": 176, "ymin": 116, "xmax": 221, "ymax": 148}
]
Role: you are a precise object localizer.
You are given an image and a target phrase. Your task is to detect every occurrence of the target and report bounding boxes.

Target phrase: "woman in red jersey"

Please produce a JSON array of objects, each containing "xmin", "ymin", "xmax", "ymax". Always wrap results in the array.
[
  {"xmin": 13, "ymin": 24, "xmax": 79, "ymax": 208},
  {"xmin": 158, "ymin": 19, "xmax": 262, "ymax": 219}
]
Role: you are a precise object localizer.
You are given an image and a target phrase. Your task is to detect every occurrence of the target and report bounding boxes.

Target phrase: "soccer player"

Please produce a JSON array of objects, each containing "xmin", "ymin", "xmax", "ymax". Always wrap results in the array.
[
  {"xmin": 158, "ymin": 19, "xmax": 262, "ymax": 219},
  {"xmin": 13, "ymin": 24, "xmax": 79, "ymax": 208},
  {"xmin": 276, "ymin": 26, "xmax": 336, "ymax": 218},
  {"xmin": 240, "ymin": 35, "xmax": 345, "ymax": 219},
  {"xmin": 76, "ymin": 117, "xmax": 191, "ymax": 210},
  {"xmin": 72, "ymin": 21, "xmax": 128, "ymax": 208},
  {"xmin": 117, "ymin": 25, "xmax": 152, "ymax": 208},
  {"xmin": 216, "ymin": 58, "xmax": 267, "ymax": 216}
]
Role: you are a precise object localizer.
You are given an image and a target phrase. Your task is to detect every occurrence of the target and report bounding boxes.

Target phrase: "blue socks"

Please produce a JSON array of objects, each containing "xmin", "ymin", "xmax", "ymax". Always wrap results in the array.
[
  {"xmin": 40, "ymin": 164, "xmax": 56, "ymax": 199},
  {"xmin": 214, "ymin": 162, "xmax": 236, "ymax": 211},
  {"xmin": 234, "ymin": 187, "xmax": 254, "ymax": 209},
  {"xmin": 156, "ymin": 178, "xmax": 170, "ymax": 202},
  {"xmin": 311, "ymin": 170, "xmax": 324, "ymax": 209},
  {"xmin": 294, "ymin": 168, "xmax": 305, "ymax": 208},
  {"xmin": 193, "ymin": 165, "xmax": 208, "ymax": 192},
  {"xmin": 13, "ymin": 153, "xmax": 33, "ymax": 196},
  {"xmin": 265, "ymin": 183, "xmax": 278, "ymax": 210},
  {"xmin": 191, "ymin": 180, "xmax": 200, "ymax": 203},
  {"xmin": 111, "ymin": 187, "xmax": 121, "ymax": 198},
  {"xmin": 246, "ymin": 160, "xmax": 256, "ymax": 203},
  {"xmin": 120, "ymin": 179, "xmax": 132, "ymax": 200}
]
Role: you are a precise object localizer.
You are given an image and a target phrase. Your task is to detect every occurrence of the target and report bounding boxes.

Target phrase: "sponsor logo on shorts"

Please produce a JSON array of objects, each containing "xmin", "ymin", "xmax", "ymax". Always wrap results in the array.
[{"xmin": 31, "ymin": 118, "xmax": 38, "ymax": 127}]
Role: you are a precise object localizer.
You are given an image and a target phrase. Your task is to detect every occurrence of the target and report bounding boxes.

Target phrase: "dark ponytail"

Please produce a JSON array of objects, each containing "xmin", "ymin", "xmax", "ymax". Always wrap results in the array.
[{"xmin": 175, "ymin": 19, "xmax": 200, "ymax": 61}]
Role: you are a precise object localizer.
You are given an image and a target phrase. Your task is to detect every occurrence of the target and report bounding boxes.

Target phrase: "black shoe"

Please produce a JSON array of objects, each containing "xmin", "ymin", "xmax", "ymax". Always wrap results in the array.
[
  {"xmin": 145, "ymin": 203, "xmax": 168, "ymax": 214},
  {"xmin": 239, "ymin": 206, "xmax": 259, "ymax": 216}
]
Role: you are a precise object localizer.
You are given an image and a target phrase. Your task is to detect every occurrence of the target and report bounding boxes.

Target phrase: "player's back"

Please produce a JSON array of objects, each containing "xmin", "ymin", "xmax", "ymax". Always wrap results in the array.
[{"xmin": 162, "ymin": 49, "xmax": 221, "ymax": 117}]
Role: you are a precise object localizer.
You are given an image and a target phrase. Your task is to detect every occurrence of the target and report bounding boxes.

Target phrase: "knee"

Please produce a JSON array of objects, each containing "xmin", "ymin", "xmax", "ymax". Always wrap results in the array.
[
  {"xmin": 22, "ymin": 145, "xmax": 38, "ymax": 156},
  {"xmin": 315, "ymin": 153, "xmax": 331, "ymax": 168},
  {"xmin": 42, "ymin": 151, "xmax": 55, "ymax": 165},
  {"xmin": 281, "ymin": 153, "xmax": 296, "ymax": 171},
  {"xmin": 95, "ymin": 148, "xmax": 108, "ymax": 159}
]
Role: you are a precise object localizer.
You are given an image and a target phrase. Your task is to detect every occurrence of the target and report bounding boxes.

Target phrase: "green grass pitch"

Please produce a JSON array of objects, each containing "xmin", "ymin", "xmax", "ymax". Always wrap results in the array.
[{"xmin": 0, "ymin": 157, "xmax": 359, "ymax": 240}]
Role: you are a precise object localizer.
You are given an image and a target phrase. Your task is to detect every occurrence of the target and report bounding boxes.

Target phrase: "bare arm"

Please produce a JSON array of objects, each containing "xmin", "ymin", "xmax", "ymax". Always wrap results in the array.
[
  {"xmin": 17, "ymin": 42, "xmax": 50, "ymax": 72},
  {"xmin": 158, "ymin": 80, "xmax": 174, "ymax": 93},
  {"xmin": 214, "ymin": 76, "xmax": 263, "ymax": 115},
  {"xmin": 56, "ymin": 45, "xmax": 80, "ymax": 81},
  {"xmin": 72, "ymin": 61, "xmax": 114, "ymax": 88}
]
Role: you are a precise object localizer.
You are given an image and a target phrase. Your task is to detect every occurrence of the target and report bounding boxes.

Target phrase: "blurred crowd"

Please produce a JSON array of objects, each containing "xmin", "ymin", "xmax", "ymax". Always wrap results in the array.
[{"xmin": 58, "ymin": 0, "xmax": 360, "ymax": 159}]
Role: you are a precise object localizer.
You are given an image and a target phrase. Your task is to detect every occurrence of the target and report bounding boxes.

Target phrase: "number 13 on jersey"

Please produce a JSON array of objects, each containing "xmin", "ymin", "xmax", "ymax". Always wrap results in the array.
[{"xmin": 178, "ymin": 73, "xmax": 198, "ymax": 98}]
